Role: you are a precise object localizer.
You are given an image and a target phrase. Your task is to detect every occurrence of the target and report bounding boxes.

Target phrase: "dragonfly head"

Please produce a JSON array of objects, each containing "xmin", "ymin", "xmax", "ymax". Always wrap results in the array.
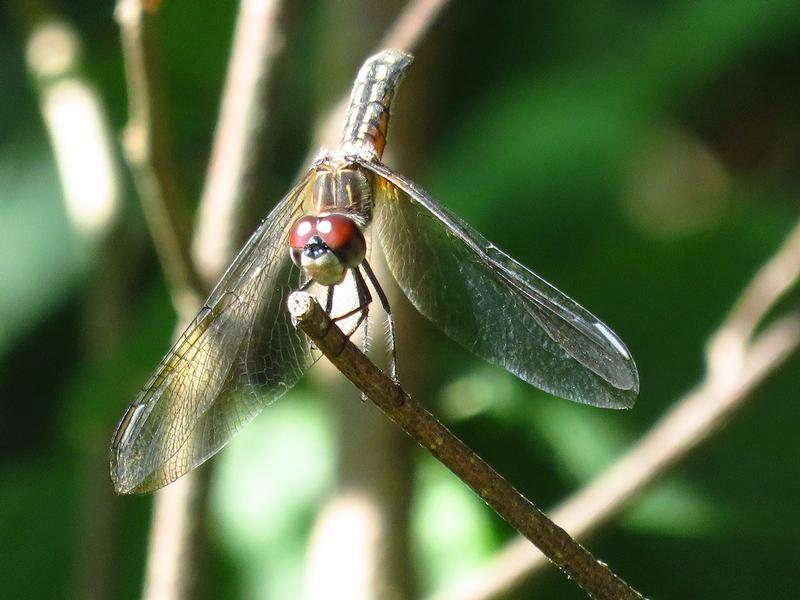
[{"xmin": 289, "ymin": 214, "xmax": 366, "ymax": 286}]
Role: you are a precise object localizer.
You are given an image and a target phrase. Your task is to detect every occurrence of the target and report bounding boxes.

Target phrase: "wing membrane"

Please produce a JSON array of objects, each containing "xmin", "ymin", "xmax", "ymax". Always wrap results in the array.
[
  {"xmin": 363, "ymin": 160, "xmax": 638, "ymax": 409},
  {"xmin": 110, "ymin": 172, "xmax": 320, "ymax": 493}
]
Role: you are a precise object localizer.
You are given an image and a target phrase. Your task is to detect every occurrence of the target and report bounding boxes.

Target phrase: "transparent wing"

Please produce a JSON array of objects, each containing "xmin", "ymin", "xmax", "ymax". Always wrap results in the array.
[
  {"xmin": 110, "ymin": 172, "xmax": 320, "ymax": 494},
  {"xmin": 362, "ymin": 159, "xmax": 638, "ymax": 409}
]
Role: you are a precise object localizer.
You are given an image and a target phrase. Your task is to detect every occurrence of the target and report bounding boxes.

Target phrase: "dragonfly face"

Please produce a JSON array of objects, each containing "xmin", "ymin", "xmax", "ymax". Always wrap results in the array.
[
  {"xmin": 110, "ymin": 49, "xmax": 639, "ymax": 495},
  {"xmin": 288, "ymin": 213, "xmax": 367, "ymax": 285}
]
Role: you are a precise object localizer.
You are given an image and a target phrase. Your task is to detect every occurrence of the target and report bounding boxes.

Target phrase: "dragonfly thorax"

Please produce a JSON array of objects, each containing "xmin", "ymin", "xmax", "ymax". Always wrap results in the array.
[{"xmin": 311, "ymin": 162, "xmax": 373, "ymax": 225}]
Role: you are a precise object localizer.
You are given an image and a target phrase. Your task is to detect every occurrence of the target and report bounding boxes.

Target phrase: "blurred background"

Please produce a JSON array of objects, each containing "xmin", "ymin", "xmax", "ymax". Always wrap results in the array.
[{"xmin": 2, "ymin": 1, "xmax": 800, "ymax": 598}]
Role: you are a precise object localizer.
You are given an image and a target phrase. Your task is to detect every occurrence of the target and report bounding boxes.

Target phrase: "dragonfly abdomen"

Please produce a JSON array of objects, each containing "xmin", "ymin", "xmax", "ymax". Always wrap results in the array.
[{"xmin": 341, "ymin": 49, "xmax": 413, "ymax": 161}]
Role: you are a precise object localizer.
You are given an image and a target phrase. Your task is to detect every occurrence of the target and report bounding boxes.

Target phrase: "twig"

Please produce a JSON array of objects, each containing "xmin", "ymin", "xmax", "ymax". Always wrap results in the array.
[
  {"xmin": 192, "ymin": 0, "xmax": 287, "ymax": 285},
  {"xmin": 431, "ymin": 218, "xmax": 800, "ymax": 600},
  {"xmin": 116, "ymin": 0, "xmax": 202, "ymax": 314},
  {"xmin": 141, "ymin": 466, "xmax": 212, "ymax": 600},
  {"xmin": 120, "ymin": 0, "xmax": 291, "ymax": 597},
  {"xmin": 288, "ymin": 292, "xmax": 646, "ymax": 600},
  {"xmin": 707, "ymin": 221, "xmax": 800, "ymax": 377},
  {"xmin": 114, "ymin": 2, "xmax": 218, "ymax": 600}
]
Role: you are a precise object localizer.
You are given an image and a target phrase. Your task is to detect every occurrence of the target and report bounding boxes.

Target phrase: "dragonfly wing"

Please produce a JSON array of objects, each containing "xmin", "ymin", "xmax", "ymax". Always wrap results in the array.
[
  {"xmin": 111, "ymin": 172, "xmax": 320, "ymax": 494},
  {"xmin": 363, "ymin": 159, "xmax": 638, "ymax": 409}
]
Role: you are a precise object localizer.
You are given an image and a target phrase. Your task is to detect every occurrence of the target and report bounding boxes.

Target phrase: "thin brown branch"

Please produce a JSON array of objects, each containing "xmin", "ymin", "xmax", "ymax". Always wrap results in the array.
[
  {"xmin": 288, "ymin": 292, "xmax": 645, "ymax": 600},
  {"xmin": 116, "ymin": 0, "xmax": 202, "ymax": 314},
  {"xmin": 431, "ymin": 218, "xmax": 800, "ymax": 600},
  {"xmin": 192, "ymin": 0, "xmax": 288, "ymax": 285}
]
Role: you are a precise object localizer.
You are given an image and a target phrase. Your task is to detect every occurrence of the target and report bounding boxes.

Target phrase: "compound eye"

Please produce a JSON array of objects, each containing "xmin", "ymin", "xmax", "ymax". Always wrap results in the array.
[
  {"xmin": 288, "ymin": 216, "xmax": 317, "ymax": 249},
  {"xmin": 317, "ymin": 214, "xmax": 366, "ymax": 267}
]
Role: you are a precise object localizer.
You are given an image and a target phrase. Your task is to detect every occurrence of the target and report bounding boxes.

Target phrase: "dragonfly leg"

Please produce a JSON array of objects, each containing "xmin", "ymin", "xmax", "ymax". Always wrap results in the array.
[
  {"xmin": 299, "ymin": 278, "xmax": 314, "ymax": 292},
  {"xmin": 361, "ymin": 259, "xmax": 398, "ymax": 381},
  {"xmin": 349, "ymin": 267, "xmax": 372, "ymax": 336},
  {"xmin": 352, "ymin": 268, "xmax": 372, "ymax": 403},
  {"xmin": 325, "ymin": 285, "xmax": 335, "ymax": 314},
  {"xmin": 325, "ymin": 282, "xmax": 368, "ymax": 338},
  {"xmin": 334, "ymin": 270, "xmax": 371, "ymax": 338},
  {"xmin": 351, "ymin": 268, "xmax": 370, "ymax": 357}
]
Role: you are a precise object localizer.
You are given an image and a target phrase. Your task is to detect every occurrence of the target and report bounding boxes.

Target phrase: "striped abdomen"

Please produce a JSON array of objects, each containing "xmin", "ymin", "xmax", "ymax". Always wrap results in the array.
[{"xmin": 341, "ymin": 49, "xmax": 413, "ymax": 161}]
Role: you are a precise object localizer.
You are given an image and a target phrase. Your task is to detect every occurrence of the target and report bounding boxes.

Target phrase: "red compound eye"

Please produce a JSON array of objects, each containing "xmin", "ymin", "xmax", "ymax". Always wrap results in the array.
[
  {"xmin": 316, "ymin": 214, "xmax": 366, "ymax": 267},
  {"xmin": 289, "ymin": 215, "xmax": 318, "ymax": 249}
]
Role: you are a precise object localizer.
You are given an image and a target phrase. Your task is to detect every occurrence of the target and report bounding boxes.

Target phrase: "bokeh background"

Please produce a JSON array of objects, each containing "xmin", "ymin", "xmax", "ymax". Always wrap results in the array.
[{"xmin": 2, "ymin": 1, "xmax": 800, "ymax": 598}]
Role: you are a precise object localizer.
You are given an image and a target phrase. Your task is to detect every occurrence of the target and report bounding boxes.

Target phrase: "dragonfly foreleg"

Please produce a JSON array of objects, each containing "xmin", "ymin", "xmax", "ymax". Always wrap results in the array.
[
  {"xmin": 325, "ymin": 284, "xmax": 335, "ymax": 314},
  {"xmin": 361, "ymin": 259, "xmax": 398, "ymax": 381},
  {"xmin": 330, "ymin": 270, "xmax": 372, "ymax": 339},
  {"xmin": 348, "ymin": 267, "xmax": 372, "ymax": 336}
]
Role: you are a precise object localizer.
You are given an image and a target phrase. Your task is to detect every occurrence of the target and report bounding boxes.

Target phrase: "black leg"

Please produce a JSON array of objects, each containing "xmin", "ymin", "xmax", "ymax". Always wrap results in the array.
[
  {"xmin": 353, "ymin": 268, "xmax": 371, "ymax": 404},
  {"xmin": 349, "ymin": 267, "xmax": 372, "ymax": 336},
  {"xmin": 361, "ymin": 259, "xmax": 398, "ymax": 381},
  {"xmin": 362, "ymin": 296, "xmax": 370, "ymax": 357},
  {"xmin": 331, "ymin": 270, "xmax": 372, "ymax": 339},
  {"xmin": 325, "ymin": 285, "xmax": 334, "ymax": 314},
  {"xmin": 299, "ymin": 278, "xmax": 314, "ymax": 292}
]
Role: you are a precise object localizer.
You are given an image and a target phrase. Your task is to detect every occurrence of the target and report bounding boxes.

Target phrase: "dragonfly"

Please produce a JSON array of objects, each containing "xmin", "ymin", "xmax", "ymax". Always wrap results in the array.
[{"xmin": 111, "ymin": 49, "xmax": 639, "ymax": 494}]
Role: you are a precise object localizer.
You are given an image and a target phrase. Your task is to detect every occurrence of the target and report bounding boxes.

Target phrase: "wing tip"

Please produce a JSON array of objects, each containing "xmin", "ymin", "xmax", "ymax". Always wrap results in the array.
[
  {"xmin": 110, "ymin": 459, "xmax": 135, "ymax": 495},
  {"xmin": 110, "ymin": 468, "xmax": 161, "ymax": 495},
  {"xmin": 609, "ymin": 392, "xmax": 638, "ymax": 410},
  {"xmin": 112, "ymin": 482, "xmax": 134, "ymax": 496},
  {"xmin": 110, "ymin": 447, "xmax": 158, "ymax": 495},
  {"xmin": 606, "ymin": 378, "xmax": 639, "ymax": 410},
  {"xmin": 110, "ymin": 468, "xmax": 135, "ymax": 495}
]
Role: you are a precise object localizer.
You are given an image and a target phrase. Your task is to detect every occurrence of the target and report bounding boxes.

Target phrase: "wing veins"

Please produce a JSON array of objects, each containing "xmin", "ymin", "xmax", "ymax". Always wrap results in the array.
[
  {"xmin": 111, "ymin": 173, "xmax": 317, "ymax": 493},
  {"xmin": 361, "ymin": 157, "xmax": 638, "ymax": 406}
]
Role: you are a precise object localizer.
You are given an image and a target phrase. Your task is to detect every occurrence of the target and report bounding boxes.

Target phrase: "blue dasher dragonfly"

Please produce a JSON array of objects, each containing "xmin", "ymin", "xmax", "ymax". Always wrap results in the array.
[{"xmin": 111, "ymin": 50, "xmax": 639, "ymax": 494}]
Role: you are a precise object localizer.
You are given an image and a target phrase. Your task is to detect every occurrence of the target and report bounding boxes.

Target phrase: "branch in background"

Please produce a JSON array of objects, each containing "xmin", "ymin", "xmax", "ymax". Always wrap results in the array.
[
  {"xmin": 288, "ymin": 292, "xmax": 646, "ymax": 600},
  {"xmin": 707, "ymin": 222, "xmax": 800, "ymax": 374},
  {"xmin": 115, "ymin": 1, "xmax": 291, "ymax": 599},
  {"xmin": 116, "ymin": 1, "xmax": 208, "ymax": 598},
  {"xmin": 24, "ymin": 14, "xmax": 126, "ymax": 600},
  {"xmin": 191, "ymin": 0, "xmax": 287, "ymax": 285},
  {"xmin": 379, "ymin": 0, "xmax": 449, "ymax": 51},
  {"xmin": 116, "ymin": 0, "xmax": 202, "ymax": 314},
  {"xmin": 26, "ymin": 18, "xmax": 121, "ymax": 238},
  {"xmin": 432, "ymin": 217, "xmax": 800, "ymax": 600},
  {"xmin": 142, "ymin": 466, "xmax": 213, "ymax": 600}
]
